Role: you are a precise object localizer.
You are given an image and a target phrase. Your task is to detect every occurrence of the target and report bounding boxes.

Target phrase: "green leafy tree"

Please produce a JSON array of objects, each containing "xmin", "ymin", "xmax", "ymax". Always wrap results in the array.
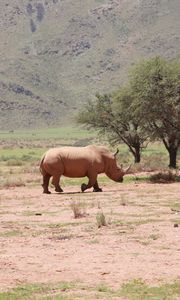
[
  {"xmin": 78, "ymin": 91, "xmax": 148, "ymax": 163},
  {"xmin": 130, "ymin": 56, "xmax": 180, "ymax": 168},
  {"xmin": 78, "ymin": 56, "xmax": 180, "ymax": 168}
]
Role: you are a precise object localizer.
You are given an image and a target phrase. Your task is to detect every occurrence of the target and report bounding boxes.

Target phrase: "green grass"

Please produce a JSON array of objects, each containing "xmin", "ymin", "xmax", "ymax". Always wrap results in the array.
[
  {"xmin": 0, "ymin": 283, "xmax": 73, "ymax": 300},
  {"xmin": 0, "ymin": 127, "xmax": 95, "ymax": 141},
  {"xmin": 96, "ymin": 283, "xmax": 112, "ymax": 293},
  {"xmin": 0, "ymin": 144, "xmax": 176, "ymax": 170},
  {"xmin": 0, "ymin": 126, "xmax": 96, "ymax": 164},
  {"xmin": 0, "ymin": 230, "xmax": 23, "ymax": 238},
  {"xmin": 119, "ymin": 279, "xmax": 180, "ymax": 300},
  {"xmin": 0, "ymin": 148, "xmax": 44, "ymax": 162},
  {"xmin": 1, "ymin": 280, "xmax": 179, "ymax": 300},
  {"xmin": 47, "ymin": 221, "xmax": 88, "ymax": 229},
  {"xmin": 0, "ymin": 125, "xmax": 179, "ymax": 170},
  {"xmin": 0, "ymin": 127, "xmax": 179, "ymax": 189}
]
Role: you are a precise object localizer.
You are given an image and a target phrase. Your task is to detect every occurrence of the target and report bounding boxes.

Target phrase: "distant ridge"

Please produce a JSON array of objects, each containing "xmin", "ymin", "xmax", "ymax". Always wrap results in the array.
[{"xmin": 0, "ymin": 0, "xmax": 179, "ymax": 130}]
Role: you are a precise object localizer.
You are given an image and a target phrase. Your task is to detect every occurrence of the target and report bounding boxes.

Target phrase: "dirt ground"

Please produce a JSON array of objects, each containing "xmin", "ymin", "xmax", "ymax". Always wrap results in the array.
[{"xmin": 0, "ymin": 180, "xmax": 180, "ymax": 292}]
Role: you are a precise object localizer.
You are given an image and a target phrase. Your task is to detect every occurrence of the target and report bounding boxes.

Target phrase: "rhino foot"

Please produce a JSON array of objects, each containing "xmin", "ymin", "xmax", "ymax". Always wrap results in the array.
[
  {"xmin": 93, "ymin": 188, "xmax": 102, "ymax": 192},
  {"xmin": 55, "ymin": 187, "xmax": 63, "ymax": 193},
  {"xmin": 81, "ymin": 183, "xmax": 87, "ymax": 192},
  {"xmin": 43, "ymin": 190, "xmax": 51, "ymax": 194}
]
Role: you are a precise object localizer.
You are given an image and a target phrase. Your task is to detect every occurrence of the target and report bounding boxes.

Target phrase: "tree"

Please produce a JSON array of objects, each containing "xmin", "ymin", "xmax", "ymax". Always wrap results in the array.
[
  {"xmin": 78, "ymin": 56, "xmax": 180, "ymax": 168},
  {"xmin": 111, "ymin": 87, "xmax": 149, "ymax": 162},
  {"xmin": 78, "ymin": 90, "xmax": 148, "ymax": 163},
  {"xmin": 130, "ymin": 56, "xmax": 180, "ymax": 168}
]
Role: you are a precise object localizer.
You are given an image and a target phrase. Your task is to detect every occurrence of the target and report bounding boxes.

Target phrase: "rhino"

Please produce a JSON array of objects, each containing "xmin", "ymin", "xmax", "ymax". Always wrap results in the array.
[{"xmin": 40, "ymin": 145, "xmax": 130, "ymax": 194}]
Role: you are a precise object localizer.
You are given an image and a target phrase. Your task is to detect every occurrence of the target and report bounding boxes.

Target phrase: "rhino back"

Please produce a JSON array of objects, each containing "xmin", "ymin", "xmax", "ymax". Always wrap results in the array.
[
  {"xmin": 44, "ymin": 146, "xmax": 106, "ymax": 177},
  {"xmin": 61, "ymin": 146, "xmax": 105, "ymax": 177}
]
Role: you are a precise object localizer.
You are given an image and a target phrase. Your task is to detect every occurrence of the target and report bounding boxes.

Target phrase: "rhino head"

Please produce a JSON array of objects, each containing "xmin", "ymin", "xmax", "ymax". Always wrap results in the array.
[{"xmin": 105, "ymin": 149, "xmax": 131, "ymax": 182}]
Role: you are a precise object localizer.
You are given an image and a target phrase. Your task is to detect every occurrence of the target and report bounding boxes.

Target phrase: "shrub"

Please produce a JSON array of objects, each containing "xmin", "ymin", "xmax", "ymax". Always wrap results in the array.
[{"xmin": 149, "ymin": 171, "xmax": 180, "ymax": 183}]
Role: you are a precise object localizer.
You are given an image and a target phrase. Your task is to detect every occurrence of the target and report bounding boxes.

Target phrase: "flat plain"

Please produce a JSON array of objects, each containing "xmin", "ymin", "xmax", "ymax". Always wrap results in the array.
[
  {"xmin": 0, "ymin": 175, "xmax": 180, "ymax": 299},
  {"xmin": 0, "ymin": 129, "xmax": 180, "ymax": 299}
]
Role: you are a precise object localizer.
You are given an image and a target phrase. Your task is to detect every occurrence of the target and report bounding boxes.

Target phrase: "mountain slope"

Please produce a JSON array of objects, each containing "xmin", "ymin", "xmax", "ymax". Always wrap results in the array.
[{"xmin": 0, "ymin": 0, "xmax": 179, "ymax": 129}]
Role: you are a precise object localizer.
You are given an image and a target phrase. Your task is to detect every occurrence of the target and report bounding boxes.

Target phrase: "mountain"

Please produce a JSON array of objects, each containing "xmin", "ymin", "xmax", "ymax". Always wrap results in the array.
[{"xmin": 0, "ymin": 0, "xmax": 179, "ymax": 130}]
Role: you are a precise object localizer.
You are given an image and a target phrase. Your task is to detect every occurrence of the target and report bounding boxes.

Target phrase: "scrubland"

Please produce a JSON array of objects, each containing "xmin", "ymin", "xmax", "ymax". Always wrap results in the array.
[{"xmin": 0, "ymin": 128, "xmax": 179, "ymax": 299}]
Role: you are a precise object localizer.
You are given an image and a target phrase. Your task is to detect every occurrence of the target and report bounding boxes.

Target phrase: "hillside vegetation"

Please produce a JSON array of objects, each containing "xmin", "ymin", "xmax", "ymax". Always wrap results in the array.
[{"xmin": 0, "ymin": 0, "xmax": 179, "ymax": 129}]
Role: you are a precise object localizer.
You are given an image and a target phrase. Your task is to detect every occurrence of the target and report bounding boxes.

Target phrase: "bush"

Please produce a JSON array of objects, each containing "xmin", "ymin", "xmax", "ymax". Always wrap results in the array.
[{"xmin": 149, "ymin": 171, "xmax": 180, "ymax": 183}]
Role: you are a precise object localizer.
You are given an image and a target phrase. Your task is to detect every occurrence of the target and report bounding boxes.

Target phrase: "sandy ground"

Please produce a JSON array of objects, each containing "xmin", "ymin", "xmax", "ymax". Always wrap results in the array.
[{"xmin": 0, "ymin": 181, "xmax": 180, "ymax": 292}]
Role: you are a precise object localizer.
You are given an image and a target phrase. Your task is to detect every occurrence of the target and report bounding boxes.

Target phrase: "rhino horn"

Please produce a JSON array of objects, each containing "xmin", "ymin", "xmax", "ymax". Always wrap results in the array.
[
  {"xmin": 124, "ymin": 165, "xmax": 131, "ymax": 174},
  {"xmin": 114, "ymin": 148, "xmax": 119, "ymax": 157}
]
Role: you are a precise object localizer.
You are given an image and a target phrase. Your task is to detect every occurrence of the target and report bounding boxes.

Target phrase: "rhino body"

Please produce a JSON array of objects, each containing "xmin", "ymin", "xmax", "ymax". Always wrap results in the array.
[{"xmin": 40, "ymin": 145, "xmax": 127, "ymax": 193}]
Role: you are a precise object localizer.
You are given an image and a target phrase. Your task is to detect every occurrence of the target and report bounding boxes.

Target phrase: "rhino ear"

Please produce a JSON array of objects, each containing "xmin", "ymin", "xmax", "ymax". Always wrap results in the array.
[{"xmin": 114, "ymin": 148, "xmax": 119, "ymax": 157}]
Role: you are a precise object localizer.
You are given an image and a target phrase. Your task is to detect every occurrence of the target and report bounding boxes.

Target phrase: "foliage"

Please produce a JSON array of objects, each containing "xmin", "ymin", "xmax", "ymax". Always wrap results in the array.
[
  {"xmin": 112, "ymin": 87, "xmax": 149, "ymax": 161},
  {"xmin": 78, "ymin": 56, "xmax": 180, "ymax": 168},
  {"xmin": 78, "ymin": 92, "xmax": 147, "ymax": 163},
  {"xmin": 130, "ymin": 57, "xmax": 180, "ymax": 134},
  {"xmin": 130, "ymin": 56, "xmax": 180, "ymax": 168}
]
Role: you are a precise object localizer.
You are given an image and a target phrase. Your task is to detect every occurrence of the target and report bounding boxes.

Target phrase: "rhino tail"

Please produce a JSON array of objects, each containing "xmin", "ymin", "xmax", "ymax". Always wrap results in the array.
[{"xmin": 39, "ymin": 154, "xmax": 46, "ymax": 175}]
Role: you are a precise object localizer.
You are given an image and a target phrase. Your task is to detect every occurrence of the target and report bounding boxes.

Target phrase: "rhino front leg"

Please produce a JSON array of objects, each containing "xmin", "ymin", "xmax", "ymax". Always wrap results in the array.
[
  {"xmin": 81, "ymin": 174, "xmax": 97, "ymax": 192},
  {"xmin": 93, "ymin": 180, "xmax": 102, "ymax": 192}
]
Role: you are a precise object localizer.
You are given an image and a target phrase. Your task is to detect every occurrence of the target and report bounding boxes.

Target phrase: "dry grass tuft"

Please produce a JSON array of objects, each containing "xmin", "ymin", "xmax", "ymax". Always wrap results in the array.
[
  {"xmin": 2, "ymin": 178, "xmax": 25, "ymax": 188},
  {"xmin": 70, "ymin": 201, "xmax": 87, "ymax": 219},
  {"xmin": 96, "ymin": 211, "xmax": 107, "ymax": 228}
]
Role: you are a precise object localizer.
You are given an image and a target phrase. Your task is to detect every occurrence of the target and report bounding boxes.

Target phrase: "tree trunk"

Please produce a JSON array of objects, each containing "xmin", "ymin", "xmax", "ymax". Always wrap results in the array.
[
  {"xmin": 168, "ymin": 147, "xmax": 177, "ymax": 169},
  {"xmin": 129, "ymin": 145, "xmax": 141, "ymax": 163},
  {"xmin": 134, "ymin": 146, "xmax": 141, "ymax": 163}
]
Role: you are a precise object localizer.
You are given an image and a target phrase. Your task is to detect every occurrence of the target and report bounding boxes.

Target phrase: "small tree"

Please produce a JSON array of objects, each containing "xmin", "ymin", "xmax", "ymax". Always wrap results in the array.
[
  {"xmin": 130, "ymin": 56, "xmax": 180, "ymax": 168},
  {"xmin": 78, "ymin": 91, "xmax": 148, "ymax": 163},
  {"xmin": 112, "ymin": 87, "xmax": 148, "ymax": 162},
  {"xmin": 78, "ymin": 56, "xmax": 180, "ymax": 168}
]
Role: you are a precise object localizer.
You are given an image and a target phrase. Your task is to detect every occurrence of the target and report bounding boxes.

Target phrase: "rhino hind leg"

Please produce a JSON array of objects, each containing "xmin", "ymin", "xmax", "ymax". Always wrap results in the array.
[
  {"xmin": 42, "ymin": 173, "xmax": 51, "ymax": 194},
  {"xmin": 51, "ymin": 174, "xmax": 63, "ymax": 193},
  {"xmin": 81, "ymin": 183, "xmax": 87, "ymax": 192}
]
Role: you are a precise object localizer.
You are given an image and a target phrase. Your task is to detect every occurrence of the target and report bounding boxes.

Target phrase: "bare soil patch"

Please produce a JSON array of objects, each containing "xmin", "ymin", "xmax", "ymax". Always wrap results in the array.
[{"xmin": 0, "ymin": 181, "xmax": 180, "ymax": 292}]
